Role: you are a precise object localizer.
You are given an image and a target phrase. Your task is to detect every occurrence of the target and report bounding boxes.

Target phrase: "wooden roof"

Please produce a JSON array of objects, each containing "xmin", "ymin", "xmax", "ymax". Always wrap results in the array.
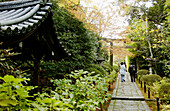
[
  {"xmin": 0, "ymin": 0, "xmax": 51, "ymax": 36},
  {"xmin": 0, "ymin": 0, "xmax": 68, "ymax": 60}
]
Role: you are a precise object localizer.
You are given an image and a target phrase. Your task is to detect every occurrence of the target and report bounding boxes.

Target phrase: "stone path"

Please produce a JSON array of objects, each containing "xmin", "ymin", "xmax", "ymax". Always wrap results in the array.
[{"xmin": 108, "ymin": 72, "xmax": 151, "ymax": 111}]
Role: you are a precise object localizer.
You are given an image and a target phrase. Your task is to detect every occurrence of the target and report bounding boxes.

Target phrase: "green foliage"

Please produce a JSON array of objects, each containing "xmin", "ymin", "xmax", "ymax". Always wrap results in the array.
[
  {"xmin": 49, "ymin": 70, "xmax": 112, "ymax": 110},
  {"xmin": 113, "ymin": 64, "xmax": 119, "ymax": 73},
  {"xmin": 162, "ymin": 62, "xmax": 170, "ymax": 77},
  {"xmin": 137, "ymin": 69, "xmax": 149, "ymax": 77},
  {"xmin": 0, "ymin": 70, "xmax": 116, "ymax": 110},
  {"xmin": 107, "ymin": 64, "xmax": 114, "ymax": 71},
  {"xmin": 86, "ymin": 64, "xmax": 107, "ymax": 77},
  {"xmin": 0, "ymin": 49, "xmax": 22, "ymax": 77},
  {"xmin": 127, "ymin": 19, "xmax": 149, "ymax": 57},
  {"xmin": 148, "ymin": 0, "xmax": 166, "ymax": 24},
  {"xmin": 40, "ymin": 61, "xmax": 64, "ymax": 79},
  {"xmin": 159, "ymin": 83, "xmax": 170, "ymax": 97},
  {"xmin": 127, "ymin": 0, "xmax": 169, "ymax": 77},
  {"xmin": 151, "ymin": 77, "xmax": 170, "ymax": 102},
  {"xmin": 34, "ymin": 92, "xmax": 73, "ymax": 110},
  {"xmin": 101, "ymin": 63, "xmax": 113, "ymax": 73},
  {"xmin": 111, "ymin": 70, "xmax": 116, "ymax": 75},
  {"xmin": 106, "ymin": 70, "xmax": 117, "ymax": 83},
  {"xmin": 85, "ymin": 68, "xmax": 101, "ymax": 76},
  {"xmin": 141, "ymin": 74, "xmax": 161, "ymax": 85},
  {"xmin": 50, "ymin": 0, "xmax": 102, "ymax": 75},
  {"xmin": 0, "ymin": 75, "xmax": 35, "ymax": 110},
  {"xmin": 165, "ymin": 0, "xmax": 170, "ymax": 23}
]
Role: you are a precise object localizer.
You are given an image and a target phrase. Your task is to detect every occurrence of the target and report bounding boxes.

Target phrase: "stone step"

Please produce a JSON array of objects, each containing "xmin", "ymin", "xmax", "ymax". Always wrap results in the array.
[{"xmin": 112, "ymin": 96, "xmax": 145, "ymax": 101}]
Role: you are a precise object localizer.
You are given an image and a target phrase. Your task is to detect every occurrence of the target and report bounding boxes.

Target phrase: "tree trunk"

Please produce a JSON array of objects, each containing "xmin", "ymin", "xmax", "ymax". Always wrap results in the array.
[
  {"xmin": 136, "ymin": 58, "xmax": 140, "ymax": 71},
  {"xmin": 146, "ymin": 17, "xmax": 153, "ymax": 74}
]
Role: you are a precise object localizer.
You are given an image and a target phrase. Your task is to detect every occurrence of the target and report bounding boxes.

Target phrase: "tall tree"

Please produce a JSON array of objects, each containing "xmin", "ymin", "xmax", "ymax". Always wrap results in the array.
[
  {"xmin": 126, "ymin": 0, "xmax": 169, "ymax": 76},
  {"xmin": 56, "ymin": 0, "xmax": 133, "ymax": 60}
]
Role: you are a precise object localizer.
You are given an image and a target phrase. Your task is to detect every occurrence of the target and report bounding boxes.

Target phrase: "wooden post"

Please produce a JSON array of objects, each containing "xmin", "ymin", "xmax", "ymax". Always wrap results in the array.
[
  {"xmin": 148, "ymin": 87, "xmax": 150, "ymax": 98},
  {"xmin": 157, "ymin": 97, "xmax": 160, "ymax": 111},
  {"xmin": 109, "ymin": 82, "xmax": 111, "ymax": 91},
  {"xmin": 144, "ymin": 82, "xmax": 146, "ymax": 93},
  {"xmin": 110, "ymin": 42, "xmax": 113, "ymax": 66},
  {"xmin": 33, "ymin": 59, "xmax": 40, "ymax": 92},
  {"xmin": 108, "ymin": 71, "xmax": 111, "ymax": 91}
]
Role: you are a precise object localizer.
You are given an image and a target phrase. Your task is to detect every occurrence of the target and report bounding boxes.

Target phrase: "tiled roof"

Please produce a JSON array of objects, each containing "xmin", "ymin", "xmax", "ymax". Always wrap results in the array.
[
  {"xmin": 0, "ymin": 0, "xmax": 52, "ymax": 36},
  {"xmin": 0, "ymin": 0, "xmax": 69, "ymax": 59}
]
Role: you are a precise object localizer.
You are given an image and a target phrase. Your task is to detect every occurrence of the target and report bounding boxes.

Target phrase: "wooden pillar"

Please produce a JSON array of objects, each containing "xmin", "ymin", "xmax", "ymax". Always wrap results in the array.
[
  {"xmin": 110, "ymin": 42, "xmax": 113, "ymax": 66},
  {"xmin": 33, "ymin": 59, "xmax": 40, "ymax": 92}
]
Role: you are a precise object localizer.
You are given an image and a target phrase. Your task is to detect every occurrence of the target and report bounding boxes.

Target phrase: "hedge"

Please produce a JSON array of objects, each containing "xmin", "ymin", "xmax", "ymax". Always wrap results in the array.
[{"xmin": 137, "ymin": 69, "xmax": 149, "ymax": 77}]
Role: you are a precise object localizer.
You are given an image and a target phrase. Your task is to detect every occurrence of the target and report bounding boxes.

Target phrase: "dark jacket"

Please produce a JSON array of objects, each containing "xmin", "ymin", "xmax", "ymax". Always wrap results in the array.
[{"xmin": 129, "ymin": 65, "xmax": 133, "ymax": 74}]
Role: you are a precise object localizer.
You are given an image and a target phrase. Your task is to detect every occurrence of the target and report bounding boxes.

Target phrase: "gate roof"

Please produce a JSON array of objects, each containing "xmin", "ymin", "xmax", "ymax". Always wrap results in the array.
[
  {"xmin": 0, "ymin": 0, "xmax": 52, "ymax": 36},
  {"xmin": 0, "ymin": 0, "xmax": 68, "ymax": 60}
]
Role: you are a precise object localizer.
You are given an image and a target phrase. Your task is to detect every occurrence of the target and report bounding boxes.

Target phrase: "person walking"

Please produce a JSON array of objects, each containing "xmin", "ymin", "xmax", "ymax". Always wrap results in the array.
[
  {"xmin": 129, "ymin": 62, "xmax": 136, "ymax": 82},
  {"xmin": 132, "ymin": 65, "xmax": 136, "ymax": 82},
  {"xmin": 119, "ymin": 62, "xmax": 126, "ymax": 82},
  {"xmin": 123, "ymin": 62, "xmax": 127, "ymax": 69}
]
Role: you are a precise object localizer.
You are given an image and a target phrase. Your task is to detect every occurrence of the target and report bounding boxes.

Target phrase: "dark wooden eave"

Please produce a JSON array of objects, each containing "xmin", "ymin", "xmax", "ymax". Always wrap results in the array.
[
  {"xmin": 0, "ymin": 0, "xmax": 51, "ymax": 41},
  {"xmin": 0, "ymin": 0, "xmax": 68, "ymax": 60}
]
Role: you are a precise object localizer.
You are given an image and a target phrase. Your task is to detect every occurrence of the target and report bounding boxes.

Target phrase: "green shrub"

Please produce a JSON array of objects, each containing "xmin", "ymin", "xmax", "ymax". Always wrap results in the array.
[
  {"xmin": 111, "ymin": 70, "xmax": 116, "ymax": 75},
  {"xmin": 104, "ymin": 63, "xmax": 113, "ymax": 71},
  {"xmin": 159, "ymin": 78, "xmax": 170, "ymax": 99},
  {"xmin": 51, "ymin": 70, "xmax": 112, "ymax": 110},
  {"xmin": 113, "ymin": 64, "xmax": 119, "ymax": 73},
  {"xmin": 141, "ymin": 74, "xmax": 161, "ymax": 85},
  {"xmin": 0, "ymin": 75, "xmax": 35, "ymax": 111},
  {"xmin": 101, "ymin": 64, "xmax": 111, "ymax": 73},
  {"xmin": 159, "ymin": 83, "xmax": 170, "ymax": 102},
  {"xmin": 85, "ymin": 68, "xmax": 101, "ymax": 76},
  {"xmin": 151, "ymin": 77, "xmax": 170, "ymax": 100},
  {"xmin": 137, "ymin": 69, "xmax": 149, "ymax": 77},
  {"xmin": 86, "ymin": 64, "xmax": 107, "ymax": 77},
  {"xmin": 50, "ymin": 0, "xmax": 101, "ymax": 75},
  {"xmin": 160, "ymin": 83, "xmax": 170, "ymax": 95},
  {"xmin": 107, "ymin": 70, "xmax": 117, "ymax": 83},
  {"xmin": 0, "ymin": 70, "xmax": 112, "ymax": 111}
]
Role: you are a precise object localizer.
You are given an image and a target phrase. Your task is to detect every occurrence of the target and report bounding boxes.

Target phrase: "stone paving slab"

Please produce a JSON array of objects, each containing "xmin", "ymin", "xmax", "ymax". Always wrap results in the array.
[
  {"xmin": 108, "ymin": 72, "xmax": 151, "ymax": 111},
  {"xmin": 112, "ymin": 96, "xmax": 145, "ymax": 100}
]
